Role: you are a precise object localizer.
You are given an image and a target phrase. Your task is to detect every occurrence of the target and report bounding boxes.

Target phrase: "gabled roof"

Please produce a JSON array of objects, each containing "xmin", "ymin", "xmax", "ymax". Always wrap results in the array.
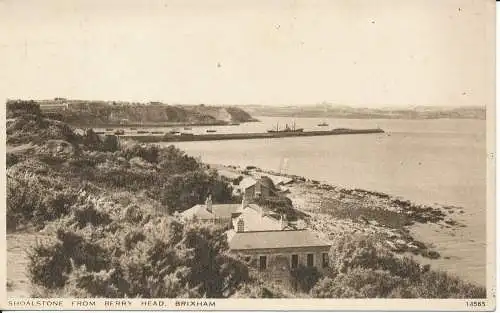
[
  {"xmin": 265, "ymin": 175, "xmax": 294, "ymax": 186},
  {"xmin": 239, "ymin": 177, "xmax": 257, "ymax": 190},
  {"xmin": 228, "ymin": 229, "xmax": 330, "ymax": 251},
  {"xmin": 239, "ymin": 203, "xmax": 265, "ymax": 213},
  {"xmin": 236, "ymin": 203, "xmax": 274, "ymax": 216},
  {"xmin": 258, "ymin": 176, "xmax": 276, "ymax": 190},
  {"xmin": 181, "ymin": 203, "xmax": 241, "ymax": 220},
  {"xmin": 233, "ymin": 204, "xmax": 283, "ymax": 232}
]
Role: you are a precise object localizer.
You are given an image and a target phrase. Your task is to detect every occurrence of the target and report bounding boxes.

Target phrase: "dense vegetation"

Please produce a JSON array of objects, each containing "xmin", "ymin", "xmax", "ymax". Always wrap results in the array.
[
  {"xmin": 311, "ymin": 234, "xmax": 486, "ymax": 298},
  {"xmin": 6, "ymin": 101, "xmax": 271, "ymax": 297},
  {"xmin": 6, "ymin": 101, "xmax": 486, "ymax": 298}
]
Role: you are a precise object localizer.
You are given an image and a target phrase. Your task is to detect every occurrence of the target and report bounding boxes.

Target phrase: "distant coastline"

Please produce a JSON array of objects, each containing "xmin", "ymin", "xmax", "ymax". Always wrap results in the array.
[{"xmin": 241, "ymin": 104, "xmax": 486, "ymax": 120}]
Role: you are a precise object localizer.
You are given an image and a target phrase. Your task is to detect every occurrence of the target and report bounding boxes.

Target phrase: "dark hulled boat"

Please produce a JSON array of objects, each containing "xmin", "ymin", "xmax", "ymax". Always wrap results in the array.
[{"xmin": 267, "ymin": 122, "xmax": 304, "ymax": 133}]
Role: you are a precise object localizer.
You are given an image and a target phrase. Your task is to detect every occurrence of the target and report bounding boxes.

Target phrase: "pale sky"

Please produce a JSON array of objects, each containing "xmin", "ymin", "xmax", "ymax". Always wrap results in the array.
[{"xmin": 0, "ymin": 0, "xmax": 495, "ymax": 107}]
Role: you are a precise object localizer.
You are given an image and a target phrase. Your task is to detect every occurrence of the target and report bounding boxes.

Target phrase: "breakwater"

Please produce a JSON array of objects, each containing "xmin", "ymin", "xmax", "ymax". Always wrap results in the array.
[{"xmin": 119, "ymin": 128, "xmax": 385, "ymax": 143}]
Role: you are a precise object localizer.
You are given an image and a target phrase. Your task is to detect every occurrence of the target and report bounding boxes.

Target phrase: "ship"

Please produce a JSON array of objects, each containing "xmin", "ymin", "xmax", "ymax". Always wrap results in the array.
[
  {"xmin": 114, "ymin": 129, "xmax": 125, "ymax": 135},
  {"xmin": 206, "ymin": 129, "xmax": 217, "ymax": 133},
  {"xmin": 317, "ymin": 122, "xmax": 329, "ymax": 127},
  {"xmin": 267, "ymin": 121, "xmax": 304, "ymax": 133}
]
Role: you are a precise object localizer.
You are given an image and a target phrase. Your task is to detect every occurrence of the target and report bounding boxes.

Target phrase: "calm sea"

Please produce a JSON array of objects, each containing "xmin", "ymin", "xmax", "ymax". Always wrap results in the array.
[{"xmin": 163, "ymin": 117, "xmax": 488, "ymax": 285}]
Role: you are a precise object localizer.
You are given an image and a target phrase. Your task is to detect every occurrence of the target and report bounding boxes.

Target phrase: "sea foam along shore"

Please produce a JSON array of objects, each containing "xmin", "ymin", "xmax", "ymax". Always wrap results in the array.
[{"xmin": 214, "ymin": 163, "xmax": 472, "ymax": 273}]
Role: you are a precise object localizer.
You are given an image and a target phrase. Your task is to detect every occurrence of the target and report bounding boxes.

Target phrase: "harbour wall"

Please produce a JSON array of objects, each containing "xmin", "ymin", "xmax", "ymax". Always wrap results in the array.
[{"xmin": 117, "ymin": 128, "xmax": 385, "ymax": 143}]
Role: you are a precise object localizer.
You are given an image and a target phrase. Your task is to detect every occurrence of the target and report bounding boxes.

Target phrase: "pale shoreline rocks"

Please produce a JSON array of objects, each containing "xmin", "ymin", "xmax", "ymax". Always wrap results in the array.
[{"xmin": 215, "ymin": 163, "xmax": 467, "ymax": 261}]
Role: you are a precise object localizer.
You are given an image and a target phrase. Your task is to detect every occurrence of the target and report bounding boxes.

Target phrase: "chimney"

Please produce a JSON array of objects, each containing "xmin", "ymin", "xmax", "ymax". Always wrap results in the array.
[
  {"xmin": 241, "ymin": 195, "xmax": 249, "ymax": 210},
  {"xmin": 205, "ymin": 194, "xmax": 213, "ymax": 213},
  {"xmin": 236, "ymin": 218, "xmax": 244, "ymax": 233},
  {"xmin": 280, "ymin": 214, "xmax": 287, "ymax": 230}
]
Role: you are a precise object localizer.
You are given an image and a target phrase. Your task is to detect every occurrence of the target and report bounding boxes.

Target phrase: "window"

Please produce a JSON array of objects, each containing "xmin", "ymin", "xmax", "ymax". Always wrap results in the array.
[
  {"xmin": 291, "ymin": 254, "xmax": 299, "ymax": 269},
  {"xmin": 322, "ymin": 253, "xmax": 329, "ymax": 268},
  {"xmin": 259, "ymin": 256, "xmax": 267, "ymax": 270},
  {"xmin": 307, "ymin": 253, "xmax": 314, "ymax": 267}
]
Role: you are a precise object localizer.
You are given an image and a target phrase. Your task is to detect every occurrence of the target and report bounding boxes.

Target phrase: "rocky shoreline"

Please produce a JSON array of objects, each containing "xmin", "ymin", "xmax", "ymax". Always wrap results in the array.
[{"xmin": 214, "ymin": 164, "xmax": 468, "ymax": 263}]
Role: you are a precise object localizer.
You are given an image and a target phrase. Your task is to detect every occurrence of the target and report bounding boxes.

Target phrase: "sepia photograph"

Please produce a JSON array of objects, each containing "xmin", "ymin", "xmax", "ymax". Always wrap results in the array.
[{"xmin": 1, "ymin": 0, "xmax": 496, "ymax": 311}]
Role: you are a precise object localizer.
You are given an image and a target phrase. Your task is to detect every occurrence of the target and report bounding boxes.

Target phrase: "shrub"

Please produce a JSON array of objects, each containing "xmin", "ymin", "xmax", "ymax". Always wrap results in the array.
[
  {"xmin": 157, "ymin": 145, "xmax": 201, "ymax": 174},
  {"xmin": 7, "ymin": 114, "xmax": 82, "ymax": 146},
  {"xmin": 121, "ymin": 144, "xmax": 160, "ymax": 163},
  {"xmin": 311, "ymin": 268, "xmax": 404, "ymax": 298},
  {"xmin": 157, "ymin": 170, "xmax": 233, "ymax": 212},
  {"xmin": 7, "ymin": 173, "xmax": 45, "ymax": 230},
  {"xmin": 6, "ymin": 173, "xmax": 81, "ymax": 231},
  {"xmin": 70, "ymin": 202, "xmax": 112, "ymax": 228},
  {"xmin": 290, "ymin": 265, "xmax": 322, "ymax": 293},
  {"xmin": 7, "ymin": 100, "xmax": 42, "ymax": 118},
  {"xmin": 6, "ymin": 279, "xmax": 14, "ymax": 291},
  {"xmin": 101, "ymin": 135, "xmax": 120, "ymax": 152},
  {"xmin": 28, "ymin": 242, "xmax": 71, "ymax": 288},
  {"xmin": 81, "ymin": 129, "xmax": 102, "ymax": 150},
  {"xmin": 254, "ymin": 196, "xmax": 299, "ymax": 220},
  {"xmin": 28, "ymin": 227, "xmax": 112, "ymax": 291},
  {"xmin": 232, "ymin": 281, "xmax": 294, "ymax": 298},
  {"xmin": 6, "ymin": 153, "xmax": 20, "ymax": 167},
  {"xmin": 310, "ymin": 233, "xmax": 487, "ymax": 298},
  {"xmin": 28, "ymin": 213, "xmax": 251, "ymax": 298}
]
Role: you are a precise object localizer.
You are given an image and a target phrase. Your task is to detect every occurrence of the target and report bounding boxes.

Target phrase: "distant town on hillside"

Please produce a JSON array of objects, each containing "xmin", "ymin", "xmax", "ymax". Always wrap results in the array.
[{"xmin": 241, "ymin": 103, "xmax": 486, "ymax": 120}]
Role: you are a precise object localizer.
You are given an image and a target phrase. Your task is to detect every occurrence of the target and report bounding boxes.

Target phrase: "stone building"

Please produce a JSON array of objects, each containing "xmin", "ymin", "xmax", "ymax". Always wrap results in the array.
[
  {"xmin": 238, "ymin": 176, "xmax": 278, "ymax": 200},
  {"xmin": 226, "ymin": 228, "xmax": 331, "ymax": 290}
]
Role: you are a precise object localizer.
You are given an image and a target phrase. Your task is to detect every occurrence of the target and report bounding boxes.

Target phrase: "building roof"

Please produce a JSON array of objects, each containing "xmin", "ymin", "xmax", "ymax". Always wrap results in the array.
[
  {"xmin": 181, "ymin": 203, "xmax": 241, "ymax": 220},
  {"xmin": 239, "ymin": 177, "xmax": 257, "ymax": 190},
  {"xmin": 237, "ymin": 203, "xmax": 265, "ymax": 213},
  {"xmin": 228, "ymin": 229, "xmax": 330, "ymax": 251},
  {"xmin": 258, "ymin": 176, "xmax": 277, "ymax": 190},
  {"xmin": 233, "ymin": 204, "xmax": 283, "ymax": 232},
  {"xmin": 264, "ymin": 175, "xmax": 294, "ymax": 186}
]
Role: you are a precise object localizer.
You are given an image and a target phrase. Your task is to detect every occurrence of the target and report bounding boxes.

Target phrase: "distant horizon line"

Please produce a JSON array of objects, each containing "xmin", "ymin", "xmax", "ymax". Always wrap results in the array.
[{"xmin": 6, "ymin": 98, "xmax": 486, "ymax": 110}]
